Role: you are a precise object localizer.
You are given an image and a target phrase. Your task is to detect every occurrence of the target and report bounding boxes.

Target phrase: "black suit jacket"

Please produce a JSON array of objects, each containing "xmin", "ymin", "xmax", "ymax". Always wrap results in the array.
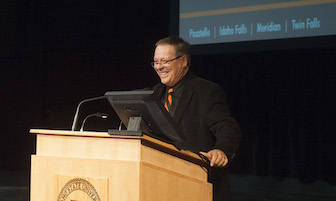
[
  {"xmin": 153, "ymin": 71, "xmax": 241, "ymax": 158},
  {"xmin": 153, "ymin": 71, "xmax": 241, "ymax": 201}
]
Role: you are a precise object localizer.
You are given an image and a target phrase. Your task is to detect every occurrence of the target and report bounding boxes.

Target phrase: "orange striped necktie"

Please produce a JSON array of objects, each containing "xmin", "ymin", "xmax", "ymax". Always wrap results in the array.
[{"xmin": 164, "ymin": 87, "xmax": 174, "ymax": 112}]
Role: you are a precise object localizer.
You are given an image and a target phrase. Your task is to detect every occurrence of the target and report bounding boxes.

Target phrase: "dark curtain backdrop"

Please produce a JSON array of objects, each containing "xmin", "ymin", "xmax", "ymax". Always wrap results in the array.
[
  {"xmin": 0, "ymin": 0, "xmax": 335, "ymax": 186},
  {"xmin": 191, "ymin": 49, "xmax": 336, "ymax": 185}
]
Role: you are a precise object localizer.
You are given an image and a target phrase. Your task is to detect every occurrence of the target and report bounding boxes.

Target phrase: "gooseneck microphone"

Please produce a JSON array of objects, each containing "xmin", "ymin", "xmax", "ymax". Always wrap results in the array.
[
  {"xmin": 80, "ymin": 112, "xmax": 108, "ymax": 131},
  {"xmin": 71, "ymin": 96, "xmax": 107, "ymax": 131}
]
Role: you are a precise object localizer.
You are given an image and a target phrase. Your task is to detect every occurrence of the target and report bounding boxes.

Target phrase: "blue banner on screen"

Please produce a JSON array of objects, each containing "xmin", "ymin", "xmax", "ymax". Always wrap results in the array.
[{"xmin": 179, "ymin": 0, "xmax": 336, "ymax": 45}]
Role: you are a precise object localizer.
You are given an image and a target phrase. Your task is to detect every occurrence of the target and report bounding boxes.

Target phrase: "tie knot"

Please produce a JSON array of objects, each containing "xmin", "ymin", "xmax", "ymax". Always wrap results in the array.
[
  {"xmin": 165, "ymin": 87, "xmax": 174, "ymax": 113},
  {"xmin": 168, "ymin": 87, "xmax": 174, "ymax": 94}
]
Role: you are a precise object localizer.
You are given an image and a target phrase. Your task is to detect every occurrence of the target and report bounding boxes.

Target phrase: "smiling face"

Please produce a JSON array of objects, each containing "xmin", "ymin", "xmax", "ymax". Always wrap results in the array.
[{"xmin": 153, "ymin": 44, "xmax": 189, "ymax": 87}]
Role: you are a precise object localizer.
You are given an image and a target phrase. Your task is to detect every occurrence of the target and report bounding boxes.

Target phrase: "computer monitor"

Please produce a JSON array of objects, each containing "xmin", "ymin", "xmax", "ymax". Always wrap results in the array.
[{"xmin": 104, "ymin": 90, "xmax": 187, "ymax": 149}]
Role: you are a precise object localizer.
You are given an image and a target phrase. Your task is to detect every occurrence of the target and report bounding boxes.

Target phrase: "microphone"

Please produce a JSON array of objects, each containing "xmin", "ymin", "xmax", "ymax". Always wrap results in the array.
[
  {"xmin": 80, "ymin": 112, "xmax": 108, "ymax": 131},
  {"xmin": 71, "ymin": 96, "xmax": 106, "ymax": 131}
]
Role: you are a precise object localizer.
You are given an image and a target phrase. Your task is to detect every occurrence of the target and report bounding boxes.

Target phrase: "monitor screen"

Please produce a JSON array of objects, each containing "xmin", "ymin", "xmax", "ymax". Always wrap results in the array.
[{"xmin": 104, "ymin": 90, "xmax": 187, "ymax": 149}]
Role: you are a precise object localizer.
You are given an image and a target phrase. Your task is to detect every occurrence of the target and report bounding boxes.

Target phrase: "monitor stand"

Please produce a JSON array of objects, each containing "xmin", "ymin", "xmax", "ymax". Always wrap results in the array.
[{"xmin": 108, "ymin": 116, "xmax": 149, "ymax": 136}]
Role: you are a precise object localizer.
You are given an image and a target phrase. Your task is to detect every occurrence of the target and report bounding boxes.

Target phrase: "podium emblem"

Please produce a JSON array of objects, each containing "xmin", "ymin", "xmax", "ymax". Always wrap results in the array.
[{"xmin": 57, "ymin": 178, "xmax": 101, "ymax": 201}]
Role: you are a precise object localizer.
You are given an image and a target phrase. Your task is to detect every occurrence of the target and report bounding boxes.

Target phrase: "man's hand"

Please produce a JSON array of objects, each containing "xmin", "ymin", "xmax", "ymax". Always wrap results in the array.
[{"xmin": 200, "ymin": 149, "xmax": 228, "ymax": 167}]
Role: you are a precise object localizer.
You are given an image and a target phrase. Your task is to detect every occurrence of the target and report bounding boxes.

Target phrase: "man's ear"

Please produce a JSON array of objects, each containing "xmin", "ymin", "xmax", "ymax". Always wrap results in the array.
[{"xmin": 182, "ymin": 55, "xmax": 188, "ymax": 68}]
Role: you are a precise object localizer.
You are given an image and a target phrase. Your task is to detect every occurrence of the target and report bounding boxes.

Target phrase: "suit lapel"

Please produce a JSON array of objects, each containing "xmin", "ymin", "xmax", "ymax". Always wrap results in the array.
[
  {"xmin": 153, "ymin": 83, "xmax": 166, "ymax": 99},
  {"xmin": 173, "ymin": 73, "xmax": 195, "ymax": 123}
]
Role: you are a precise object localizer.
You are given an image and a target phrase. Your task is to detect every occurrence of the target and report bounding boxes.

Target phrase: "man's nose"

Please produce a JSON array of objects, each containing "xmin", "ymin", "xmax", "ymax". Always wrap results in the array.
[{"xmin": 155, "ymin": 63, "xmax": 165, "ymax": 70}]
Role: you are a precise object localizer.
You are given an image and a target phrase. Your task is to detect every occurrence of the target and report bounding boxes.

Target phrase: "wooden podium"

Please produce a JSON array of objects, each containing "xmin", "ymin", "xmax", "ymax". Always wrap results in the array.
[{"xmin": 29, "ymin": 129, "xmax": 212, "ymax": 201}]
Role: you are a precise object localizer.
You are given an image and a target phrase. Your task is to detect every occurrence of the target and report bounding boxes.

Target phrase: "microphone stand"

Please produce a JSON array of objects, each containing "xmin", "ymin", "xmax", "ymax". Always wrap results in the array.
[
  {"xmin": 71, "ymin": 96, "xmax": 106, "ymax": 131},
  {"xmin": 80, "ymin": 112, "xmax": 108, "ymax": 131}
]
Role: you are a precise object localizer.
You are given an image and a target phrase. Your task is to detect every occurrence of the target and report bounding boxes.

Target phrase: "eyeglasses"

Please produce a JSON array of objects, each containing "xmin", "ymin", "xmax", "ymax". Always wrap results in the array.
[{"xmin": 151, "ymin": 55, "xmax": 183, "ymax": 68}]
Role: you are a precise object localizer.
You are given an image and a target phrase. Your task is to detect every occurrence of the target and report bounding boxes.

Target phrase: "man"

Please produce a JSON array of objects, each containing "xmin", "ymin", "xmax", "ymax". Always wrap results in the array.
[{"xmin": 151, "ymin": 36, "xmax": 241, "ymax": 201}]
